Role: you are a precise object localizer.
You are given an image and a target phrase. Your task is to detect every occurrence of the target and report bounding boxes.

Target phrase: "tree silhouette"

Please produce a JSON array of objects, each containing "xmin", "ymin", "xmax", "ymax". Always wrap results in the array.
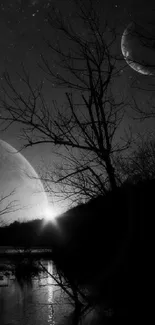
[
  {"xmin": 0, "ymin": 190, "xmax": 20, "ymax": 226},
  {"xmin": 114, "ymin": 133, "xmax": 155, "ymax": 184},
  {"xmin": 0, "ymin": 0, "xmax": 132, "ymax": 204}
]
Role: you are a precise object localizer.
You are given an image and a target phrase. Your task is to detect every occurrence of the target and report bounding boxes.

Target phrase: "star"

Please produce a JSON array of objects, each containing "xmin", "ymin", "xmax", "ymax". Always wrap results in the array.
[{"xmin": 31, "ymin": 0, "xmax": 39, "ymax": 5}]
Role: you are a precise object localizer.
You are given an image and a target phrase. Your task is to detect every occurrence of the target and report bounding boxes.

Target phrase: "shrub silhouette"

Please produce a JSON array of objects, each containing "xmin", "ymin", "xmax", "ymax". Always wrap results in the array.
[{"xmin": 52, "ymin": 178, "xmax": 155, "ymax": 323}]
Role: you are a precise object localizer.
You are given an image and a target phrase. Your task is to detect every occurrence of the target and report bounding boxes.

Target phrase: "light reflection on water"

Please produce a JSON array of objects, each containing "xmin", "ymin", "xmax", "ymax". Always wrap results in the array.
[
  {"xmin": 0, "ymin": 259, "xmax": 73, "ymax": 325},
  {"xmin": 47, "ymin": 262, "xmax": 55, "ymax": 325}
]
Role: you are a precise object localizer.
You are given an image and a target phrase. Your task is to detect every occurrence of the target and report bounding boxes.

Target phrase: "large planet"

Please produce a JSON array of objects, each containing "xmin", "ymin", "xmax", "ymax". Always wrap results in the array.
[
  {"xmin": 0, "ymin": 140, "xmax": 52, "ymax": 225},
  {"xmin": 121, "ymin": 21, "xmax": 155, "ymax": 75}
]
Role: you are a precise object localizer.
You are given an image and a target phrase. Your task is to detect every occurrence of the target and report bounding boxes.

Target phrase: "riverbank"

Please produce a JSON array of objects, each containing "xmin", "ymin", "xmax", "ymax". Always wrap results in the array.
[{"xmin": 0, "ymin": 246, "xmax": 53, "ymax": 257}]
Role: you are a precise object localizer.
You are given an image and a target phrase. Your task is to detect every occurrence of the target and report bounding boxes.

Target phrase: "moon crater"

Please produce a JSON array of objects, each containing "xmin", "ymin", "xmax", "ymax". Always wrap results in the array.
[{"xmin": 121, "ymin": 22, "xmax": 155, "ymax": 76}]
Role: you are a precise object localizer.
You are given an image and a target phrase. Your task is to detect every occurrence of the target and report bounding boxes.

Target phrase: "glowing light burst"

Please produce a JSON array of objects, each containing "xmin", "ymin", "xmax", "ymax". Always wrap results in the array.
[{"xmin": 42, "ymin": 204, "xmax": 60, "ymax": 226}]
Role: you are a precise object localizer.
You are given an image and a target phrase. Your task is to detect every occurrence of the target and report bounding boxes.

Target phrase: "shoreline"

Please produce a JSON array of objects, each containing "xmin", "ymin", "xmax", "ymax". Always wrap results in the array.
[{"xmin": 0, "ymin": 247, "xmax": 53, "ymax": 258}]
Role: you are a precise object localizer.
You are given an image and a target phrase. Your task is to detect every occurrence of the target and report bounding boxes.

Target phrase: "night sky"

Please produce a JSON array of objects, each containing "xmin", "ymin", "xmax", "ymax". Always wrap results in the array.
[{"xmin": 0, "ymin": 0, "xmax": 155, "ymax": 219}]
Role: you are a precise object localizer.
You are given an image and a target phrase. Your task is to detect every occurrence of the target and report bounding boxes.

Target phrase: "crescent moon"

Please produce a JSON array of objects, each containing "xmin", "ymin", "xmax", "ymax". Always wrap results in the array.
[{"xmin": 121, "ymin": 22, "xmax": 155, "ymax": 76}]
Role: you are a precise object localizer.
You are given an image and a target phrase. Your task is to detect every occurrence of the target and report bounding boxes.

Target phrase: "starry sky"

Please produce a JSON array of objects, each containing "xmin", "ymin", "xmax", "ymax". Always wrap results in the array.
[
  {"xmin": 0, "ymin": 0, "xmax": 72, "ymax": 167},
  {"xmin": 0, "ymin": 0, "xmax": 155, "ymax": 217},
  {"xmin": 0, "ymin": 0, "xmax": 153, "ymax": 88},
  {"xmin": 0, "ymin": 1, "xmax": 153, "ymax": 121}
]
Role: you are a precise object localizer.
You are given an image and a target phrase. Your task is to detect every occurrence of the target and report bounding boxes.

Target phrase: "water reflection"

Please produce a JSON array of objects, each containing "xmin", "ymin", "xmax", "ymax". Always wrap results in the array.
[
  {"xmin": 0, "ymin": 258, "xmax": 107, "ymax": 325},
  {"xmin": 45, "ymin": 262, "xmax": 55, "ymax": 324},
  {"xmin": 0, "ymin": 260, "xmax": 68, "ymax": 325}
]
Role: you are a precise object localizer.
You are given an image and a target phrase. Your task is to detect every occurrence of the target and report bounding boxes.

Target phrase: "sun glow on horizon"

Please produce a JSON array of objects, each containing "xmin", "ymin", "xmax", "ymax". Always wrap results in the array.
[{"xmin": 42, "ymin": 204, "xmax": 61, "ymax": 227}]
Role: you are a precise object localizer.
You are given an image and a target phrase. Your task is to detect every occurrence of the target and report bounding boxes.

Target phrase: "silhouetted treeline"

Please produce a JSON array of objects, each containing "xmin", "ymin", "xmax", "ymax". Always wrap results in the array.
[
  {"xmin": 50, "ymin": 178, "xmax": 155, "ymax": 323},
  {"xmin": 0, "ymin": 219, "xmax": 59, "ymax": 248}
]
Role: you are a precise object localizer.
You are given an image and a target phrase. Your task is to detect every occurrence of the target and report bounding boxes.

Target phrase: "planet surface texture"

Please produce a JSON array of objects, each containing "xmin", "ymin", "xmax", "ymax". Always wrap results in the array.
[
  {"xmin": 0, "ymin": 139, "xmax": 49, "ymax": 224},
  {"xmin": 121, "ymin": 21, "xmax": 155, "ymax": 75}
]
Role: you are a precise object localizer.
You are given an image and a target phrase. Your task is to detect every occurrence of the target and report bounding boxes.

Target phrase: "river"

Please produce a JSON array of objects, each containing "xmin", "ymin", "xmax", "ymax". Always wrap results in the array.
[
  {"xmin": 0, "ymin": 258, "xmax": 75, "ymax": 325},
  {"xmin": 0, "ymin": 245, "xmax": 109, "ymax": 325}
]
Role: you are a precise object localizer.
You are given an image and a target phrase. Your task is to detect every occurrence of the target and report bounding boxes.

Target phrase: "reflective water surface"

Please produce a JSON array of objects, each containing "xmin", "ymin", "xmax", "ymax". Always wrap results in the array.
[{"xmin": 0, "ymin": 259, "xmax": 74, "ymax": 325}]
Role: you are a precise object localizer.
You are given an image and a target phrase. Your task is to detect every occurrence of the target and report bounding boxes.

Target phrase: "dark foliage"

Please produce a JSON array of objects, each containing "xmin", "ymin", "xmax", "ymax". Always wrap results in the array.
[
  {"xmin": 51, "ymin": 178, "xmax": 155, "ymax": 323},
  {"xmin": 13, "ymin": 258, "xmax": 42, "ymax": 288},
  {"xmin": 0, "ymin": 219, "xmax": 59, "ymax": 248}
]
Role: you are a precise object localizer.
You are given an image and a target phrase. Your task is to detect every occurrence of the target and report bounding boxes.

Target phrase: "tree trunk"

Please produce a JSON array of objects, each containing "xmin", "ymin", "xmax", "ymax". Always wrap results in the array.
[{"xmin": 105, "ymin": 157, "xmax": 117, "ymax": 191}]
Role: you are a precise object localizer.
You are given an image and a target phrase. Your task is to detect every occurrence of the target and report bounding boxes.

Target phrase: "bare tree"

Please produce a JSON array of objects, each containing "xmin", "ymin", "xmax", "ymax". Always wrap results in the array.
[
  {"xmin": 113, "ymin": 133, "xmax": 155, "ymax": 185},
  {"xmin": 0, "ymin": 0, "xmax": 132, "ymax": 204},
  {"xmin": 0, "ymin": 189, "xmax": 20, "ymax": 226}
]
